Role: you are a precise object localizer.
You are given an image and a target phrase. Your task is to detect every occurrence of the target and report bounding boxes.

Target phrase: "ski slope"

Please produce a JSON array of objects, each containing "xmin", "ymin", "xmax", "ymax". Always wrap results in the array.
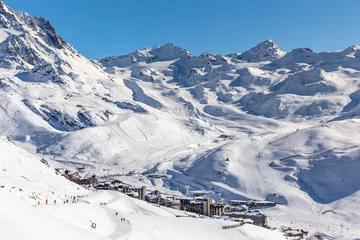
[
  {"xmin": 0, "ymin": 190, "xmax": 286, "ymax": 240},
  {"xmin": 0, "ymin": 0, "xmax": 360, "ymax": 238}
]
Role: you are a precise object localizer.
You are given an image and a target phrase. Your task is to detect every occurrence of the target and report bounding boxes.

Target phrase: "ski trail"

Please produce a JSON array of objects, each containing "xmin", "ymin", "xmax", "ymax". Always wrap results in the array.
[{"xmin": 100, "ymin": 192, "xmax": 132, "ymax": 240}]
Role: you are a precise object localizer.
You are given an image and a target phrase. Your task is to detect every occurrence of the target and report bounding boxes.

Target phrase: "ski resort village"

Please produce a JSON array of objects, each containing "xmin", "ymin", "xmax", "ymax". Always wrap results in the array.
[{"xmin": 1, "ymin": 0, "xmax": 360, "ymax": 239}]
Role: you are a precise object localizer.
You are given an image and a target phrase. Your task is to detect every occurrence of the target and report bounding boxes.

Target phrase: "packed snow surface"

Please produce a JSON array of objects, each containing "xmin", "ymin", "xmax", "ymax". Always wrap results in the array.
[{"xmin": 0, "ymin": 190, "xmax": 287, "ymax": 240}]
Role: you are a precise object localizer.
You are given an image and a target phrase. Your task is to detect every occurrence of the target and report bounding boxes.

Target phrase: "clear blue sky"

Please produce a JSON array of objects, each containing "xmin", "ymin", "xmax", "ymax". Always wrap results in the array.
[{"xmin": 5, "ymin": 0, "xmax": 360, "ymax": 59}]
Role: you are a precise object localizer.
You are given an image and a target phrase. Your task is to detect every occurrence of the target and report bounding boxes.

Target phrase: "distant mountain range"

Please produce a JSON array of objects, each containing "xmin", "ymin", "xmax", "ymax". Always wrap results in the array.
[{"xmin": 1, "ymin": 1, "xmax": 360, "ymax": 237}]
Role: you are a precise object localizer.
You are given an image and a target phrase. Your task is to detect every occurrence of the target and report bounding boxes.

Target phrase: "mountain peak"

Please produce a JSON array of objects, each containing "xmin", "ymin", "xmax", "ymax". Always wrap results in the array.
[
  {"xmin": 238, "ymin": 39, "xmax": 286, "ymax": 62},
  {"xmin": 156, "ymin": 42, "xmax": 190, "ymax": 53},
  {"xmin": 343, "ymin": 45, "xmax": 360, "ymax": 56},
  {"xmin": 0, "ymin": 0, "xmax": 7, "ymax": 12},
  {"xmin": 100, "ymin": 43, "xmax": 191, "ymax": 67},
  {"xmin": 164, "ymin": 42, "xmax": 175, "ymax": 48},
  {"xmin": 0, "ymin": 0, "xmax": 22, "ymax": 30},
  {"xmin": 260, "ymin": 39, "xmax": 274, "ymax": 45},
  {"xmin": 0, "ymin": 1, "xmax": 17, "ymax": 18}
]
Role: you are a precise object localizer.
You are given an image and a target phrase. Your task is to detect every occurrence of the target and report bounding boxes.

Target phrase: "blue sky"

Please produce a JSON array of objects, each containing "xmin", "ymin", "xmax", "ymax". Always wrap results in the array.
[{"xmin": 5, "ymin": 0, "xmax": 360, "ymax": 59}]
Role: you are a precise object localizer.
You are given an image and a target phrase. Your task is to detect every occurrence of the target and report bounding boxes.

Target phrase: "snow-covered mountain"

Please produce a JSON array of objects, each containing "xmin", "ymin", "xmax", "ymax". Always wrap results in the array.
[
  {"xmin": 228, "ymin": 39, "xmax": 286, "ymax": 62},
  {"xmin": 1, "ymin": 0, "xmax": 360, "ymax": 238}
]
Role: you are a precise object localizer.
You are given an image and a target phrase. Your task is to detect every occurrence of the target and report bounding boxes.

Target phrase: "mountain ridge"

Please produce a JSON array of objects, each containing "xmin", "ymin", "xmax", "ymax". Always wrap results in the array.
[{"xmin": 1, "ymin": 1, "xmax": 360, "ymax": 238}]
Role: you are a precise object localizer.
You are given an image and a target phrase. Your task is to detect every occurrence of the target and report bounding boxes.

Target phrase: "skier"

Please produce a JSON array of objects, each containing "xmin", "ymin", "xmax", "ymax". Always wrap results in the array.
[
  {"xmin": 54, "ymin": 200, "xmax": 56, "ymax": 205},
  {"xmin": 116, "ymin": 212, "xmax": 118, "ymax": 216},
  {"xmin": 91, "ymin": 222, "xmax": 97, "ymax": 229}
]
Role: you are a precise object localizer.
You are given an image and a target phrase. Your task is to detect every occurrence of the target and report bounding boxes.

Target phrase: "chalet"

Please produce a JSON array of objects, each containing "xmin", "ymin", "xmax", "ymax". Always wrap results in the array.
[
  {"xmin": 61, "ymin": 169, "xmax": 99, "ymax": 188},
  {"xmin": 282, "ymin": 227, "xmax": 308, "ymax": 238},
  {"xmin": 223, "ymin": 211, "xmax": 267, "ymax": 227},
  {"xmin": 71, "ymin": 175, "xmax": 98, "ymax": 187},
  {"xmin": 146, "ymin": 191, "xmax": 177, "ymax": 207},
  {"xmin": 284, "ymin": 229, "xmax": 305, "ymax": 238},
  {"xmin": 149, "ymin": 195, "xmax": 167, "ymax": 205}
]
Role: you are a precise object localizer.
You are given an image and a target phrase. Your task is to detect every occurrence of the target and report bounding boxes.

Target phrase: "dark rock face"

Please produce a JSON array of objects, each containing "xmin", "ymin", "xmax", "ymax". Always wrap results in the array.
[
  {"xmin": 0, "ymin": 1, "xmax": 72, "ymax": 69},
  {"xmin": 0, "ymin": 34, "xmax": 41, "ymax": 68},
  {"xmin": 32, "ymin": 16, "xmax": 65, "ymax": 49},
  {"xmin": 0, "ymin": 4, "xmax": 22, "ymax": 30}
]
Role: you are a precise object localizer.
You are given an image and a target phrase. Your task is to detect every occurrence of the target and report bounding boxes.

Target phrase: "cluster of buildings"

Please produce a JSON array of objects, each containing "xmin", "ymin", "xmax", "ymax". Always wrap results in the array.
[
  {"xmin": 146, "ymin": 190, "xmax": 181, "ymax": 209},
  {"xmin": 280, "ymin": 227, "xmax": 309, "ymax": 239},
  {"xmin": 56, "ymin": 167, "xmax": 99, "ymax": 188},
  {"xmin": 145, "ymin": 191, "xmax": 225, "ymax": 217},
  {"xmin": 221, "ymin": 199, "xmax": 276, "ymax": 227},
  {"xmin": 56, "ymin": 167, "xmax": 146, "ymax": 200},
  {"xmin": 57, "ymin": 167, "xmax": 276, "ymax": 228},
  {"xmin": 228, "ymin": 199, "xmax": 276, "ymax": 209},
  {"xmin": 223, "ymin": 210, "xmax": 267, "ymax": 227},
  {"xmin": 180, "ymin": 198, "xmax": 225, "ymax": 217},
  {"xmin": 94, "ymin": 180, "xmax": 147, "ymax": 200},
  {"xmin": 145, "ymin": 190, "xmax": 275, "ymax": 227}
]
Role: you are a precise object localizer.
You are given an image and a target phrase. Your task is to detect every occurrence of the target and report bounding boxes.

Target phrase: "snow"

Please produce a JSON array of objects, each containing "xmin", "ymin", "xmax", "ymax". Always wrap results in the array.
[
  {"xmin": 0, "ymin": 135, "xmax": 86, "ymax": 204},
  {"xmin": 0, "ymin": 28, "xmax": 20, "ymax": 42},
  {"xmin": 0, "ymin": 191, "xmax": 105, "ymax": 240},
  {"xmin": 0, "ymin": 189, "xmax": 286, "ymax": 240},
  {"xmin": 237, "ymin": 39, "xmax": 286, "ymax": 62},
  {"xmin": 1, "ymin": 1, "xmax": 360, "ymax": 239}
]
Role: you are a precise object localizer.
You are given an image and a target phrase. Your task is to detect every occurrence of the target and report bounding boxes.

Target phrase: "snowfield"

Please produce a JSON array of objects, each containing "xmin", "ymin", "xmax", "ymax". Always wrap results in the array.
[
  {"xmin": 0, "ymin": 0, "xmax": 360, "ymax": 239},
  {"xmin": 0, "ymin": 189, "xmax": 287, "ymax": 240}
]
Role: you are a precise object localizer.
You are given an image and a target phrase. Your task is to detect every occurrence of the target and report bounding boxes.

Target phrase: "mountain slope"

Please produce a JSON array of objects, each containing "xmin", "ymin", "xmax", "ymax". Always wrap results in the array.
[{"xmin": 0, "ymin": 0, "xmax": 360, "ymax": 238}]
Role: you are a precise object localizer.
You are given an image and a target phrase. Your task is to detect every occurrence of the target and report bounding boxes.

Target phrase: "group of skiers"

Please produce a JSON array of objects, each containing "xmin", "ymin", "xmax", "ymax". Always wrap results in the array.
[
  {"xmin": 38, "ymin": 196, "xmax": 78, "ymax": 205},
  {"xmin": 62, "ymin": 196, "xmax": 78, "ymax": 204},
  {"xmin": 115, "ymin": 212, "xmax": 126, "ymax": 221}
]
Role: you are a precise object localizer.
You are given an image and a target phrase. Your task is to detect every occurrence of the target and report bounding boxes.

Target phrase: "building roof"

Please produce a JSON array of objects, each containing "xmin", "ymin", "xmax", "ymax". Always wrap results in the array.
[
  {"xmin": 229, "ymin": 200, "xmax": 248, "ymax": 204},
  {"xmin": 223, "ymin": 211, "xmax": 265, "ymax": 217}
]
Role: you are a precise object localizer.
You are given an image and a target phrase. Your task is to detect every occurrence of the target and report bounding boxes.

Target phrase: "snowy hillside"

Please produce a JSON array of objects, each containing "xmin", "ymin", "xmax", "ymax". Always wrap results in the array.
[
  {"xmin": 0, "ymin": 134, "xmax": 85, "ymax": 204},
  {"xmin": 1, "ymin": 0, "xmax": 360, "ymax": 238},
  {"xmin": 0, "ymin": 190, "xmax": 287, "ymax": 240}
]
